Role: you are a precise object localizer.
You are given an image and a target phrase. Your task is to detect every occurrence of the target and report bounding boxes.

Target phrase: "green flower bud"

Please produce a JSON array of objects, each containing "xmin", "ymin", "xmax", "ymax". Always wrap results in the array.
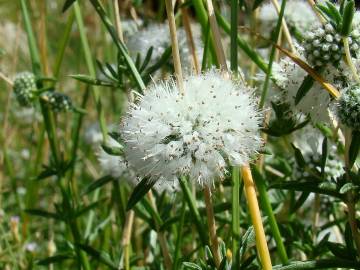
[
  {"xmin": 13, "ymin": 72, "xmax": 36, "ymax": 107},
  {"xmin": 303, "ymin": 23, "xmax": 360, "ymax": 66},
  {"xmin": 42, "ymin": 91, "xmax": 73, "ymax": 112}
]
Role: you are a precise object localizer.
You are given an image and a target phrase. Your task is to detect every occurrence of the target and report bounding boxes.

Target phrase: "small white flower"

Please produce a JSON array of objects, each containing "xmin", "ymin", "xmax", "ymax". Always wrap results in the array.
[
  {"xmin": 24, "ymin": 242, "xmax": 38, "ymax": 253},
  {"xmin": 121, "ymin": 70, "xmax": 262, "ymax": 186}
]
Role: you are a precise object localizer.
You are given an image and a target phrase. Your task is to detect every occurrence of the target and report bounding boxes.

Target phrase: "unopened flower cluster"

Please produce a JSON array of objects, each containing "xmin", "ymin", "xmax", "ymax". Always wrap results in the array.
[
  {"xmin": 303, "ymin": 23, "xmax": 360, "ymax": 66},
  {"xmin": 13, "ymin": 72, "xmax": 37, "ymax": 107}
]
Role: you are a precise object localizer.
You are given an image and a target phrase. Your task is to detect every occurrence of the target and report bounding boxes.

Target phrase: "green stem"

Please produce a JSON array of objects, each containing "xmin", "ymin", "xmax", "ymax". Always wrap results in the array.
[
  {"xmin": 216, "ymin": 12, "xmax": 268, "ymax": 73},
  {"xmin": 20, "ymin": 0, "xmax": 41, "ymax": 77},
  {"xmin": 173, "ymin": 201, "xmax": 186, "ymax": 270},
  {"xmin": 343, "ymin": 36, "xmax": 360, "ymax": 83},
  {"xmin": 230, "ymin": 0, "xmax": 238, "ymax": 72},
  {"xmin": 73, "ymin": 2, "xmax": 108, "ymax": 142},
  {"xmin": 259, "ymin": 0, "xmax": 287, "ymax": 109},
  {"xmin": 231, "ymin": 167, "xmax": 241, "ymax": 267},
  {"xmin": 192, "ymin": 0, "xmax": 218, "ymax": 65},
  {"xmin": 253, "ymin": 167, "xmax": 289, "ymax": 264},
  {"xmin": 179, "ymin": 176, "xmax": 207, "ymax": 245},
  {"xmin": 53, "ymin": 11, "xmax": 75, "ymax": 78}
]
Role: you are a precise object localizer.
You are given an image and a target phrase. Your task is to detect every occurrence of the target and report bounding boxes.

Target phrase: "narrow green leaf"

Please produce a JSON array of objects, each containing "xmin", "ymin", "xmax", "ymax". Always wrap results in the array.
[
  {"xmin": 25, "ymin": 209, "xmax": 63, "ymax": 221},
  {"xmin": 70, "ymin": 74, "xmax": 115, "ymax": 87},
  {"xmin": 36, "ymin": 254, "xmax": 74, "ymax": 265},
  {"xmin": 182, "ymin": 262, "xmax": 202, "ymax": 270},
  {"xmin": 271, "ymin": 181, "xmax": 343, "ymax": 199},
  {"xmin": 62, "ymin": 0, "xmax": 77, "ymax": 13},
  {"xmin": 339, "ymin": 183, "xmax": 356, "ymax": 194},
  {"xmin": 272, "ymin": 258, "xmax": 360, "ymax": 269},
  {"xmin": 101, "ymin": 144, "xmax": 123, "ymax": 156},
  {"xmin": 82, "ymin": 175, "xmax": 114, "ymax": 195},
  {"xmin": 295, "ymin": 75, "xmax": 315, "ymax": 105},
  {"xmin": 215, "ymin": 12, "xmax": 268, "ymax": 73},
  {"xmin": 291, "ymin": 144, "xmax": 306, "ymax": 168},
  {"xmin": 349, "ymin": 130, "xmax": 360, "ymax": 168},
  {"xmin": 320, "ymin": 137, "xmax": 328, "ymax": 175},
  {"xmin": 341, "ymin": 0, "xmax": 355, "ymax": 36},
  {"xmin": 77, "ymin": 244, "xmax": 117, "ymax": 269},
  {"xmin": 126, "ymin": 177, "xmax": 155, "ymax": 210}
]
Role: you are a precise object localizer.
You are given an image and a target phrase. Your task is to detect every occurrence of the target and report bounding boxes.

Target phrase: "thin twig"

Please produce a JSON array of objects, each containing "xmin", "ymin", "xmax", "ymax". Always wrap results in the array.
[
  {"xmin": 147, "ymin": 191, "xmax": 173, "ymax": 269},
  {"xmin": 270, "ymin": 0, "xmax": 296, "ymax": 53},
  {"xmin": 0, "ymin": 72, "xmax": 14, "ymax": 86},
  {"xmin": 165, "ymin": 0, "xmax": 184, "ymax": 93},
  {"xmin": 205, "ymin": 0, "xmax": 228, "ymax": 71},
  {"xmin": 114, "ymin": 0, "xmax": 124, "ymax": 42},
  {"xmin": 343, "ymin": 37, "xmax": 360, "ymax": 83},
  {"xmin": 307, "ymin": 0, "xmax": 326, "ymax": 23},
  {"xmin": 121, "ymin": 210, "xmax": 135, "ymax": 270},
  {"xmin": 204, "ymin": 186, "xmax": 221, "ymax": 268},
  {"xmin": 180, "ymin": 0, "xmax": 201, "ymax": 74}
]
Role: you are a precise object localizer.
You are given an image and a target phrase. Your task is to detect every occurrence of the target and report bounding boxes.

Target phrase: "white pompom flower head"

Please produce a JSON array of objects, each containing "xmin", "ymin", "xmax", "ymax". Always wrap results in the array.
[{"xmin": 121, "ymin": 70, "xmax": 263, "ymax": 187}]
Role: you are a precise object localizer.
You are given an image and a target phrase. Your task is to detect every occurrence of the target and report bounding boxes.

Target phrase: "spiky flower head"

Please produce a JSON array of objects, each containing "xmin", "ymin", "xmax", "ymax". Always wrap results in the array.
[
  {"xmin": 121, "ymin": 70, "xmax": 262, "ymax": 187},
  {"xmin": 41, "ymin": 91, "xmax": 73, "ymax": 112},
  {"xmin": 13, "ymin": 72, "xmax": 37, "ymax": 107},
  {"xmin": 270, "ymin": 55, "xmax": 351, "ymax": 123},
  {"xmin": 303, "ymin": 23, "xmax": 360, "ymax": 66},
  {"xmin": 336, "ymin": 84, "xmax": 360, "ymax": 129}
]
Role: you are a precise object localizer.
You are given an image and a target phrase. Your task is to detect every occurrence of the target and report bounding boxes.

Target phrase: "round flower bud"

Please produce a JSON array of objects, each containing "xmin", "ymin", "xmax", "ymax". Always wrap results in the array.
[
  {"xmin": 303, "ymin": 24, "xmax": 360, "ymax": 66},
  {"xmin": 41, "ymin": 91, "xmax": 73, "ymax": 112},
  {"xmin": 121, "ymin": 70, "xmax": 263, "ymax": 187},
  {"xmin": 337, "ymin": 84, "xmax": 360, "ymax": 129},
  {"xmin": 13, "ymin": 72, "xmax": 37, "ymax": 107}
]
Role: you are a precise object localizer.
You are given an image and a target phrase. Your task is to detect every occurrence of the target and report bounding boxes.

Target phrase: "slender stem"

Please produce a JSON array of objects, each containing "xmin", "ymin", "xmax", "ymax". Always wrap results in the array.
[
  {"xmin": 231, "ymin": 167, "xmax": 241, "ymax": 266},
  {"xmin": 53, "ymin": 11, "xmax": 75, "ymax": 78},
  {"xmin": 179, "ymin": 177, "xmax": 207, "ymax": 245},
  {"xmin": 344, "ymin": 128, "xmax": 360, "ymax": 257},
  {"xmin": 259, "ymin": 0, "xmax": 287, "ymax": 109},
  {"xmin": 192, "ymin": 0, "xmax": 218, "ymax": 65},
  {"xmin": 270, "ymin": 0, "xmax": 296, "ymax": 53},
  {"xmin": 241, "ymin": 165, "xmax": 272, "ymax": 270},
  {"xmin": 113, "ymin": 0, "xmax": 124, "ymax": 42},
  {"xmin": 180, "ymin": 0, "xmax": 201, "ymax": 74},
  {"xmin": 307, "ymin": 0, "xmax": 326, "ymax": 23},
  {"xmin": 204, "ymin": 186, "xmax": 221, "ymax": 268},
  {"xmin": 0, "ymin": 72, "xmax": 14, "ymax": 86},
  {"xmin": 343, "ymin": 37, "xmax": 360, "ymax": 83},
  {"xmin": 74, "ymin": 2, "xmax": 108, "ymax": 142},
  {"xmin": 205, "ymin": 0, "xmax": 227, "ymax": 71},
  {"xmin": 20, "ymin": 0, "xmax": 41, "ymax": 77},
  {"xmin": 147, "ymin": 191, "xmax": 173, "ymax": 270},
  {"xmin": 216, "ymin": 12, "xmax": 268, "ymax": 73},
  {"xmin": 173, "ymin": 201, "xmax": 186, "ymax": 270},
  {"xmin": 255, "ymin": 168, "xmax": 289, "ymax": 264},
  {"xmin": 121, "ymin": 210, "xmax": 135, "ymax": 270},
  {"xmin": 165, "ymin": 0, "xmax": 184, "ymax": 93},
  {"xmin": 230, "ymin": 0, "xmax": 238, "ymax": 73}
]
